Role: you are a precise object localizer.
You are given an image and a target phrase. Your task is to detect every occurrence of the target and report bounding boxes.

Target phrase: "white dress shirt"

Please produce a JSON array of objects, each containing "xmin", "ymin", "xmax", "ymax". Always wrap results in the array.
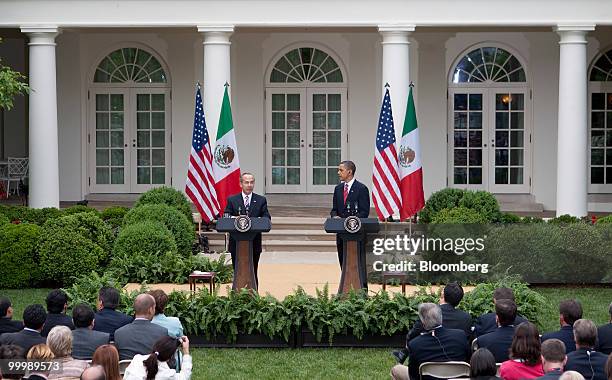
[
  {"xmin": 123, "ymin": 354, "xmax": 192, "ymax": 380},
  {"xmin": 343, "ymin": 178, "xmax": 355, "ymax": 194}
]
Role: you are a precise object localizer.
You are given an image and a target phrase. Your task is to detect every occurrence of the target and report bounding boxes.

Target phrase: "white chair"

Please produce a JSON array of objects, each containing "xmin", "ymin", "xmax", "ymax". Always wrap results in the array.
[
  {"xmin": 471, "ymin": 338, "xmax": 479, "ymax": 352},
  {"xmin": 496, "ymin": 362, "xmax": 502, "ymax": 377},
  {"xmin": 419, "ymin": 361, "xmax": 471, "ymax": 379},
  {"xmin": 118, "ymin": 359, "xmax": 131, "ymax": 375},
  {"xmin": 0, "ymin": 157, "xmax": 28, "ymax": 197}
]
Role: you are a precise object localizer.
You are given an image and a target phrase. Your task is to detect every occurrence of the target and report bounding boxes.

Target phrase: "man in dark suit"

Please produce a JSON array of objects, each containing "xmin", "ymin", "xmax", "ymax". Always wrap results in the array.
[
  {"xmin": 474, "ymin": 287, "xmax": 527, "ymax": 337},
  {"xmin": 542, "ymin": 299, "xmax": 582, "ymax": 353},
  {"xmin": 0, "ymin": 304, "xmax": 46, "ymax": 356},
  {"xmin": 93, "ymin": 287, "xmax": 133, "ymax": 341},
  {"xmin": 114, "ymin": 293, "xmax": 168, "ymax": 360},
  {"xmin": 390, "ymin": 303, "xmax": 470, "ymax": 380},
  {"xmin": 0, "ymin": 297, "xmax": 23, "ymax": 335},
  {"xmin": 330, "ymin": 161, "xmax": 370, "ymax": 287},
  {"xmin": 41, "ymin": 289, "xmax": 74, "ymax": 337},
  {"xmin": 71, "ymin": 303, "xmax": 110, "ymax": 360},
  {"xmin": 224, "ymin": 172, "xmax": 271, "ymax": 284},
  {"xmin": 565, "ymin": 319, "xmax": 608, "ymax": 380},
  {"xmin": 535, "ymin": 339, "xmax": 567, "ymax": 380},
  {"xmin": 393, "ymin": 282, "xmax": 472, "ymax": 363},
  {"xmin": 596, "ymin": 302, "xmax": 611, "ymax": 354},
  {"xmin": 475, "ymin": 299, "xmax": 518, "ymax": 362}
]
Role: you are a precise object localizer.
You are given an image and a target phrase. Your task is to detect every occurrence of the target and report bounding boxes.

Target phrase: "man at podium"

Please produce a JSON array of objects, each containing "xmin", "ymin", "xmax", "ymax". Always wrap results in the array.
[
  {"xmin": 330, "ymin": 160, "xmax": 370, "ymax": 284},
  {"xmin": 223, "ymin": 172, "xmax": 271, "ymax": 284}
]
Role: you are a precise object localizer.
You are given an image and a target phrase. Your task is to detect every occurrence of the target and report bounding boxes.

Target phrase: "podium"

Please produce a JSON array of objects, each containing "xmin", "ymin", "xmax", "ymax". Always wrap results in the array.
[
  {"xmin": 324, "ymin": 217, "xmax": 380, "ymax": 294},
  {"xmin": 216, "ymin": 216, "xmax": 271, "ymax": 291}
]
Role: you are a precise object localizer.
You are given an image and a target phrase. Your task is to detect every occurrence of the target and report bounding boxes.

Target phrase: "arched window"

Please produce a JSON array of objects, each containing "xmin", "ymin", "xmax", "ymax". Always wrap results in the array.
[
  {"xmin": 452, "ymin": 47, "xmax": 526, "ymax": 83},
  {"xmin": 269, "ymin": 47, "xmax": 343, "ymax": 83},
  {"xmin": 588, "ymin": 49, "xmax": 612, "ymax": 191},
  {"xmin": 94, "ymin": 48, "xmax": 167, "ymax": 83}
]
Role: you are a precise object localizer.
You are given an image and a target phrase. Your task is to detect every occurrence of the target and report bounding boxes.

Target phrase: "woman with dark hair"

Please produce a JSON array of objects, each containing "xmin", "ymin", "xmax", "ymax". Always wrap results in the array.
[
  {"xmin": 470, "ymin": 348, "xmax": 501, "ymax": 380},
  {"xmin": 123, "ymin": 336, "xmax": 192, "ymax": 380},
  {"xmin": 499, "ymin": 322, "xmax": 545, "ymax": 380},
  {"xmin": 92, "ymin": 344, "xmax": 121, "ymax": 380}
]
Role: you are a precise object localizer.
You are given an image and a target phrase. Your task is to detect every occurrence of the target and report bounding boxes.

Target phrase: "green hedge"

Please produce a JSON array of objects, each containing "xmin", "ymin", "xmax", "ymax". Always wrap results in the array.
[
  {"xmin": 113, "ymin": 221, "xmax": 177, "ymax": 258},
  {"xmin": 596, "ymin": 214, "xmax": 612, "ymax": 224},
  {"xmin": 0, "ymin": 223, "xmax": 42, "ymax": 288},
  {"xmin": 123, "ymin": 204, "xmax": 193, "ymax": 257},
  {"xmin": 430, "ymin": 207, "xmax": 489, "ymax": 224},
  {"xmin": 134, "ymin": 187, "xmax": 193, "ymax": 223},
  {"xmin": 100, "ymin": 206, "xmax": 129, "ymax": 231},
  {"xmin": 419, "ymin": 189, "xmax": 501, "ymax": 223},
  {"xmin": 0, "ymin": 206, "xmax": 63, "ymax": 225},
  {"xmin": 43, "ymin": 213, "xmax": 114, "ymax": 257},
  {"xmin": 63, "ymin": 205, "xmax": 100, "ymax": 217}
]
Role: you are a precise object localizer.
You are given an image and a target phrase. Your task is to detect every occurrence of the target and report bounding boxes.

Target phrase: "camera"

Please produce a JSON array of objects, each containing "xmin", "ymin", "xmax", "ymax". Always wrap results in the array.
[{"xmin": 176, "ymin": 337, "xmax": 184, "ymax": 347}]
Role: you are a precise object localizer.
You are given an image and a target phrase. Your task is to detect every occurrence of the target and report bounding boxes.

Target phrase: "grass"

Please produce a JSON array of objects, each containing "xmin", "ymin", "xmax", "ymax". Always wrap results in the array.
[{"xmin": 1, "ymin": 286, "xmax": 611, "ymax": 379}]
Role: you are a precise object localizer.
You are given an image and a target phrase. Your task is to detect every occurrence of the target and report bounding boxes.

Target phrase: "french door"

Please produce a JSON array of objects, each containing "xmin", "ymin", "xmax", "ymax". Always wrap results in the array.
[
  {"xmin": 448, "ymin": 88, "xmax": 530, "ymax": 193},
  {"xmin": 88, "ymin": 88, "xmax": 171, "ymax": 193},
  {"xmin": 266, "ymin": 88, "xmax": 347, "ymax": 193}
]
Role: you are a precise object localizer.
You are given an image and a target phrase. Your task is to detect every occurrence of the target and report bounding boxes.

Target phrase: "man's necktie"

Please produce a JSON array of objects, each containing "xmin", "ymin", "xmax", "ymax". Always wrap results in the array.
[
  {"xmin": 244, "ymin": 195, "xmax": 250, "ymax": 209},
  {"xmin": 343, "ymin": 183, "xmax": 348, "ymax": 204}
]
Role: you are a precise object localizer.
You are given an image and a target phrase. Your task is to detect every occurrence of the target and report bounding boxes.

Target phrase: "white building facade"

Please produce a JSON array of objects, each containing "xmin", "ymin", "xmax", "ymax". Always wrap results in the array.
[{"xmin": 1, "ymin": 0, "xmax": 612, "ymax": 215}]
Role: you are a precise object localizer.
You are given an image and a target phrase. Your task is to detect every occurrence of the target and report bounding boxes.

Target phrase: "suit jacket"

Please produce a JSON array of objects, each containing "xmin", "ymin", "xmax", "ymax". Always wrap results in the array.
[
  {"xmin": 224, "ymin": 192, "xmax": 271, "ymax": 255},
  {"xmin": 114, "ymin": 319, "xmax": 168, "ymax": 360},
  {"xmin": 330, "ymin": 180, "xmax": 370, "ymax": 218},
  {"xmin": 474, "ymin": 312, "xmax": 527, "ymax": 337},
  {"xmin": 0, "ymin": 329, "xmax": 45, "ymax": 356},
  {"xmin": 41, "ymin": 313, "xmax": 75, "ymax": 337},
  {"xmin": 564, "ymin": 348, "xmax": 608, "ymax": 380},
  {"xmin": 0, "ymin": 317, "xmax": 23, "ymax": 335},
  {"xmin": 596, "ymin": 323, "xmax": 612, "ymax": 354},
  {"xmin": 93, "ymin": 307, "xmax": 133, "ymax": 341},
  {"xmin": 407, "ymin": 303, "xmax": 472, "ymax": 341},
  {"xmin": 541, "ymin": 325, "xmax": 576, "ymax": 353},
  {"xmin": 407, "ymin": 326, "xmax": 470, "ymax": 380},
  {"xmin": 71, "ymin": 327, "xmax": 110, "ymax": 359},
  {"xmin": 476, "ymin": 325, "xmax": 516, "ymax": 362},
  {"xmin": 535, "ymin": 369, "xmax": 563, "ymax": 380}
]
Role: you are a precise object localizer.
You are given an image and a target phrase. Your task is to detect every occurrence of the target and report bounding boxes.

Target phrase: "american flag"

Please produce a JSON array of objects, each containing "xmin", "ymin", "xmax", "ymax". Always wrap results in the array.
[
  {"xmin": 372, "ymin": 87, "xmax": 401, "ymax": 220},
  {"xmin": 185, "ymin": 84, "xmax": 220, "ymax": 222}
]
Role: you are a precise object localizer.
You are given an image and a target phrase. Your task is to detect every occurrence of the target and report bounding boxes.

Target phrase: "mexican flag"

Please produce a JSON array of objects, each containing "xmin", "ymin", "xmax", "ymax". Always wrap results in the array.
[
  {"xmin": 399, "ymin": 86, "xmax": 425, "ymax": 220},
  {"xmin": 213, "ymin": 85, "xmax": 241, "ymax": 214}
]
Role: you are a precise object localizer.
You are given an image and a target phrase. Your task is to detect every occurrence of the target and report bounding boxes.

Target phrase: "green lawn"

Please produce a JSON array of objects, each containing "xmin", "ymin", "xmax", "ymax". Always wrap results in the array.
[{"xmin": 2, "ymin": 287, "xmax": 611, "ymax": 379}]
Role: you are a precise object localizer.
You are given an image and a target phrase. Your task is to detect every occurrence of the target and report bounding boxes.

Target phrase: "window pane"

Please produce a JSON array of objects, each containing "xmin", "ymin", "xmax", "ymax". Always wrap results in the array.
[
  {"xmin": 510, "ymin": 149, "xmax": 524, "ymax": 166},
  {"xmin": 272, "ymin": 167, "xmax": 285, "ymax": 184},
  {"xmin": 328, "ymin": 94, "xmax": 341, "ymax": 111},
  {"xmin": 592, "ymin": 130, "xmax": 605, "ymax": 147},
  {"xmin": 510, "ymin": 94, "xmax": 524, "ymax": 110},
  {"xmin": 510, "ymin": 168, "xmax": 523, "ymax": 184},
  {"xmin": 137, "ymin": 149, "xmax": 150, "ymax": 166},
  {"xmin": 96, "ymin": 149, "xmax": 109, "ymax": 166},
  {"xmin": 272, "ymin": 131, "xmax": 285, "ymax": 148},
  {"xmin": 137, "ymin": 113, "xmax": 150, "ymax": 130},
  {"xmin": 607, "ymin": 131, "xmax": 612, "ymax": 147},
  {"xmin": 111, "ymin": 168, "xmax": 124, "ymax": 185},
  {"xmin": 511, "ymin": 131, "xmax": 524, "ymax": 147},
  {"xmin": 468, "ymin": 131, "xmax": 482, "ymax": 147},
  {"xmin": 495, "ymin": 168, "xmax": 508, "ymax": 184},
  {"xmin": 152, "ymin": 167, "xmax": 165, "ymax": 184},
  {"xmin": 313, "ymin": 150, "xmax": 326, "ymax": 166},
  {"xmin": 454, "ymin": 168, "xmax": 467, "ymax": 184},
  {"xmin": 313, "ymin": 113, "xmax": 326, "ymax": 129},
  {"xmin": 607, "ymin": 167, "xmax": 612, "ymax": 184},
  {"xmin": 96, "ymin": 168, "xmax": 109, "ymax": 184},
  {"xmin": 454, "ymin": 131, "xmax": 467, "ymax": 147},
  {"xmin": 313, "ymin": 94, "xmax": 326, "ymax": 111},
  {"xmin": 96, "ymin": 94, "xmax": 109, "ymax": 111},
  {"xmin": 591, "ymin": 149, "xmax": 604, "ymax": 165},
  {"xmin": 151, "ymin": 94, "xmax": 164, "ymax": 111},
  {"xmin": 272, "ymin": 149, "xmax": 285, "ymax": 166},
  {"xmin": 592, "ymin": 93, "xmax": 605, "ymax": 110},
  {"xmin": 591, "ymin": 167, "xmax": 604, "ymax": 184},
  {"xmin": 272, "ymin": 113, "xmax": 285, "ymax": 130},
  {"xmin": 469, "ymin": 113, "xmax": 482, "ymax": 129},
  {"xmin": 137, "ymin": 167, "xmax": 150, "ymax": 184},
  {"xmin": 96, "ymin": 132, "xmax": 109, "ymax": 148},
  {"xmin": 496, "ymin": 94, "xmax": 510, "ymax": 110},
  {"xmin": 328, "ymin": 131, "xmax": 341, "ymax": 148},
  {"xmin": 137, "ymin": 131, "xmax": 150, "ymax": 148},
  {"xmin": 496, "ymin": 131, "xmax": 509, "ymax": 148},
  {"xmin": 510, "ymin": 112, "xmax": 524, "ymax": 130},
  {"xmin": 313, "ymin": 168, "xmax": 326, "ymax": 185},
  {"xmin": 287, "ymin": 113, "xmax": 300, "ymax": 129},
  {"xmin": 287, "ymin": 168, "xmax": 300, "ymax": 185},
  {"xmin": 287, "ymin": 149, "xmax": 300, "ymax": 166},
  {"xmin": 151, "ymin": 113, "xmax": 164, "ymax": 129},
  {"xmin": 151, "ymin": 149, "xmax": 164, "ymax": 165},
  {"xmin": 454, "ymin": 149, "xmax": 467, "ymax": 166},
  {"xmin": 272, "ymin": 94, "xmax": 285, "ymax": 111},
  {"xmin": 607, "ymin": 112, "xmax": 612, "ymax": 128},
  {"xmin": 469, "ymin": 94, "xmax": 482, "ymax": 110},
  {"xmin": 469, "ymin": 149, "xmax": 482, "ymax": 166},
  {"xmin": 110, "ymin": 131, "xmax": 123, "ymax": 148},
  {"xmin": 137, "ymin": 94, "xmax": 150, "ymax": 111},
  {"xmin": 328, "ymin": 149, "xmax": 340, "ymax": 166},
  {"xmin": 327, "ymin": 168, "xmax": 338, "ymax": 185},
  {"xmin": 96, "ymin": 113, "xmax": 109, "ymax": 130},
  {"xmin": 328, "ymin": 113, "xmax": 341, "ymax": 129},
  {"xmin": 495, "ymin": 149, "xmax": 509, "ymax": 166},
  {"xmin": 110, "ymin": 113, "xmax": 124, "ymax": 130},
  {"xmin": 313, "ymin": 131, "xmax": 326, "ymax": 148},
  {"xmin": 454, "ymin": 94, "xmax": 467, "ymax": 111},
  {"xmin": 592, "ymin": 112, "xmax": 605, "ymax": 129},
  {"xmin": 454, "ymin": 112, "xmax": 467, "ymax": 129},
  {"xmin": 286, "ymin": 94, "xmax": 300, "ymax": 111},
  {"xmin": 496, "ymin": 112, "xmax": 509, "ymax": 129},
  {"xmin": 110, "ymin": 95, "xmax": 124, "ymax": 111},
  {"xmin": 469, "ymin": 168, "xmax": 482, "ymax": 184},
  {"xmin": 151, "ymin": 131, "xmax": 164, "ymax": 147}
]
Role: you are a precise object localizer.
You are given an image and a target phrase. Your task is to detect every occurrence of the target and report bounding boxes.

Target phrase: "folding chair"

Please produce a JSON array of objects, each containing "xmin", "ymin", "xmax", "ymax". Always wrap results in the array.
[{"xmin": 419, "ymin": 361, "xmax": 471, "ymax": 379}]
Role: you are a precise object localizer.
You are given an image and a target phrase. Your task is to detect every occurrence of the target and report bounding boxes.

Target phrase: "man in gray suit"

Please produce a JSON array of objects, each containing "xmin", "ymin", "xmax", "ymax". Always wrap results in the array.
[
  {"xmin": 71, "ymin": 303, "xmax": 110, "ymax": 360},
  {"xmin": 113, "ymin": 294, "xmax": 168, "ymax": 360}
]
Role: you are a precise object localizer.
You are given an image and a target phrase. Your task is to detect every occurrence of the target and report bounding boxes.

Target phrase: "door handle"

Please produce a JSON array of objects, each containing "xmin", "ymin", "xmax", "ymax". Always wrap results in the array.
[
  {"xmin": 308, "ymin": 144, "xmax": 312, "ymax": 147},
  {"xmin": 124, "ymin": 144, "xmax": 128, "ymax": 147}
]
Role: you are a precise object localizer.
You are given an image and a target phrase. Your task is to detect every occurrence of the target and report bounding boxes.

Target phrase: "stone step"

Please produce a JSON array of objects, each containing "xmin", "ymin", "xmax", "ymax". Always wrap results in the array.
[
  {"xmin": 201, "ymin": 229, "xmax": 336, "ymax": 241},
  {"xmin": 263, "ymin": 240, "xmax": 337, "ymax": 253}
]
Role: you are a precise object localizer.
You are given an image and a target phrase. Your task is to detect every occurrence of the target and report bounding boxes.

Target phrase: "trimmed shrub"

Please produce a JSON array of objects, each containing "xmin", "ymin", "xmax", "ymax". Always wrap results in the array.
[
  {"xmin": 113, "ymin": 221, "xmax": 177, "ymax": 259},
  {"xmin": 43, "ymin": 213, "xmax": 114, "ymax": 257},
  {"xmin": 134, "ymin": 186, "xmax": 193, "ymax": 223},
  {"xmin": 101, "ymin": 206, "xmax": 129, "ymax": 229},
  {"xmin": 0, "ymin": 206, "xmax": 63, "ymax": 225},
  {"xmin": 548, "ymin": 214, "xmax": 582, "ymax": 224},
  {"xmin": 595, "ymin": 214, "xmax": 612, "ymax": 224},
  {"xmin": 520, "ymin": 216, "xmax": 545, "ymax": 224},
  {"xmin": 418, "ymin": 188, "xmax": 465, "ymax": 223},
  {"xmin": 38, "ymin": 228, "xmax": 106, "ymax": 286},
  {"xmin": 430, "ymin": 207, "xmax": 488, "ymax": 224},
  {"xmin": 123, "ymin": 204, "xmax": 193, "ymax": 257},
  {"xmin": 0, "ymin": 223, "xmax": 42, "ymax": 288},
  {"xmin": 458, "ymin": 190, "xmax": 501, "ymax": 222},
  {"xmin": 63, "ymin": 205, "xmax": 100, "ymax": 216},
  {"xmin": 500, "ymin": 212, "xmax": 521, "ymax": 224}
]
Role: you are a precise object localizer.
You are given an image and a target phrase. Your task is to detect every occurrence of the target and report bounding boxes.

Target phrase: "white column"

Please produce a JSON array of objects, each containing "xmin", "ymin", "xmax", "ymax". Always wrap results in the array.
[
  {"xmin": 554, "ymin": 25, "xmax": 595, "ymax": 217},
  {"xmin": 379, "ymin": 25, "xmax": 414, "ymax": 142},
  {"xmin": 20, "ymin": 26, "xmax": 60, "ymax": 209},
  {"xmin": 198, "ymin": 26, "xmax": 233, "ymax": 143}
]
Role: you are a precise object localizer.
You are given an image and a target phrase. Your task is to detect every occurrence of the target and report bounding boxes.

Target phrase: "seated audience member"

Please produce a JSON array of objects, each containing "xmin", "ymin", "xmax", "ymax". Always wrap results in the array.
[
  {"xmin": 559, "ymin": 371, "xmax": 585, "ymax": 380},
  {"xmin": 470, "ymin": 348, "xmax": 502, "ymax": 380},
  {"xmin": 114, "ymin": 294, "xmax": 168, "ymax": 360},
  {"xmin": 390, "ymin": 302, "xmax": 470, "ymax": 380},
  {"xmin": 499, "ymin": 322, "xmax": 545, "ymax": 380},
  {"xmin": 535, "ymin": 339, "xmax": 567, "ymax": 380},
  {"xmin": 149, "ymin": 290, "xmax": 184, "ymax": 338},
  {"xmin": 596, "ymin": 303, "xmax": 612, "ymax": 355},
  {"xmin": 606, "ymin": 353, "xmax": 612, "ymax": 380},
  {"xmin": 474, "ymin": 287, "xmax": 527, "ymax": 337},
  {"xmin": 71, "ymin": 304, "xmax": 110, "ymax": 360},
  {"xmin": 25, "ymin": 343, "xmax": 55, "ymax": 380},
  {"xmin": 0, "ymin": 297, "xmax": 23, "ymax": 335},
  {"xmin": 476, "ymin": 299, "xmax": 518, "ymax": 362},
  {"xmin": 393, "ymin": 282, "xmax": 472, "ymax": 363},
  {"xmin": 92, "ymin": 345, "xmax": 120, "ymax": 380},
  {"xmin": 0, "ymin": 345, "xmax": 25, "ymax": 379},
  {"xmin": 93, "ymin": 287, "xmax": 133, "ymax": 341},
  {"xmin": 542, "ymin": 300, "xmax": 583, "ymax": 353},
  {"xmin": 46, "ymin": 325, "xmax": 89, "ymax": 380},
  {"xmin": 123, "ymin": 336, "xmax": 192, "ymax": 380},
  {"xmin": 80, "ymin": 366, "xmax": 106, "ymax": 380},
  {"xmin": 42, "ymin": 290, "xmax": 74, "ymax": 337},
  {"xmin": 0, "ymin": 304, "xmax": 46, "ymax": 355},
  {"xmin": 565, "ymin": 319, "xmax": 608, "ymax": 380}
]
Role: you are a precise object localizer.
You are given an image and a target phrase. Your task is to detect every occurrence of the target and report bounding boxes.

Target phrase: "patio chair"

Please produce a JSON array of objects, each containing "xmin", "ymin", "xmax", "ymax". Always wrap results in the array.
[
  {"xmin": 118, "ymin": 359, "xmax": 132, "ymax": 375},
  {"xmin": 419, "ymin": 361, "xmax": 471, "ymax": 379},
  {"xmin": 0, "ymin": 157, "xmax": 28, "ymax": 198}
]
